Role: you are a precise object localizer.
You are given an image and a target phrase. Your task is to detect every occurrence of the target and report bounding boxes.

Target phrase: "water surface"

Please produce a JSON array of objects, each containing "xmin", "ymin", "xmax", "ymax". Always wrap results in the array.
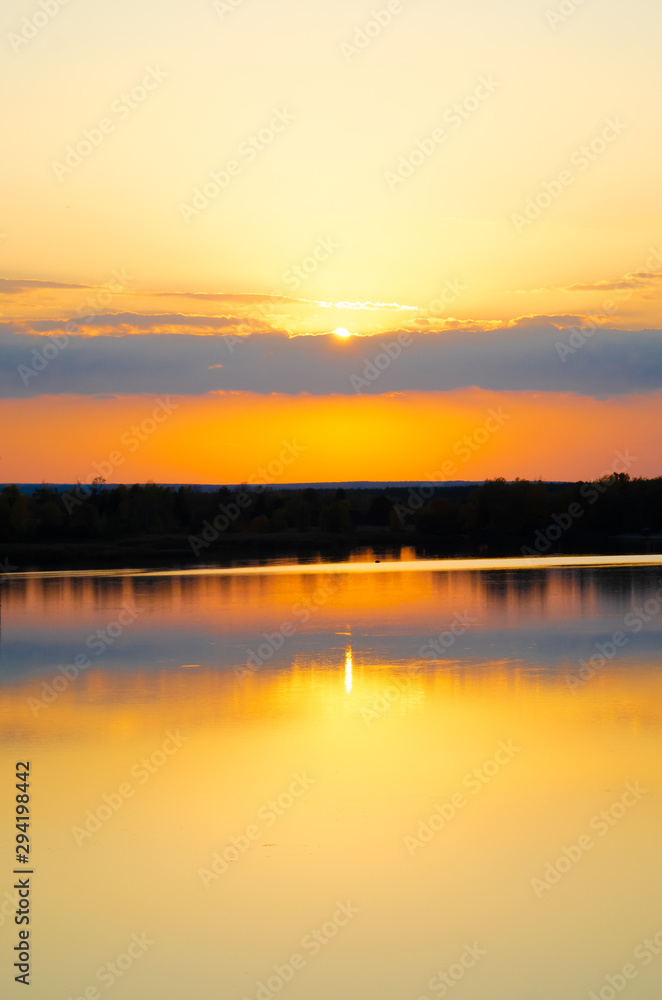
[{"xmin": 1, "ymin": 556, "xmax": 661, "ymax": 999}]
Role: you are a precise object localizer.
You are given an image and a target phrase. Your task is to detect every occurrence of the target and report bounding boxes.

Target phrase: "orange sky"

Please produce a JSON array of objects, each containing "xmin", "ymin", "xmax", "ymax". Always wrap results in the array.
[
  {"xmin": 0, "ymin": 388, "xmax": 656, "ymax": 484},
  {"xmin": 2, "ymin": 0, "xmax": 662, "ymax": 483}
]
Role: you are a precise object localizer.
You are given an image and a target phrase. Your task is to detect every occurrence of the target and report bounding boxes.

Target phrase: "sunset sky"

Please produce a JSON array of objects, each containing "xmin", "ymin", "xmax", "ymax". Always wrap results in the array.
[{"xmin": 2, "ymin": 0, "xmax": 662, "ymax": 483}]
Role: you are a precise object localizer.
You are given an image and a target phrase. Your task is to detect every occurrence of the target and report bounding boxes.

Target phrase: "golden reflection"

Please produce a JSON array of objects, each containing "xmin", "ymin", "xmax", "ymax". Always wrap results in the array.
[
  {"xmin": 5, "ymin": 558, "xmax": 662, "ymax": 634},
  {"xmin": 344, "ymin": 646, "xmax": 353, "ymax": 694},
  {"xmin": 5, "ymin": 552, "xmax": 662, "ymax": 584},
  {"xmin": 1, "ymin": 562, "xmax": 662, "ymax": 1000},
  {"xmin": 0, "ymin": 593, "xmax": 661, "ymax": 1000}
]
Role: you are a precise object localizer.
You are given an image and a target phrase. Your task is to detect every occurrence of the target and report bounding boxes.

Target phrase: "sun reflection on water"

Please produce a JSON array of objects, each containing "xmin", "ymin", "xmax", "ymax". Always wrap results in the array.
[{"xmin": 345, "ymin": 645, "xmax": 353, "ymax": 693}]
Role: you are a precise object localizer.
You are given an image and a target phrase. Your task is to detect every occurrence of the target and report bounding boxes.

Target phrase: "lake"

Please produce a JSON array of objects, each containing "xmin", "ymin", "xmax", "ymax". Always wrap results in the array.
[{"xmin": 1, "ymin": 553, "xmax": 661, "ymax": 1000}]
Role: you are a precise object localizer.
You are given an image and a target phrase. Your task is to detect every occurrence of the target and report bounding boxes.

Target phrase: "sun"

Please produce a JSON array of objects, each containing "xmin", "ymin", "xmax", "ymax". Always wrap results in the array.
[{"xmin": 333, "ymin": 327, "xmax": 352, "ymax": 338}]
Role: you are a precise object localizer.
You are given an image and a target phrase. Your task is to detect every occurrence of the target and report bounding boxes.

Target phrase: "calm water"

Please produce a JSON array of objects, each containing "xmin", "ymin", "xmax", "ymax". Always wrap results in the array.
[{"xmin": 1, "ymin": 555, "xmax": 661, "ymax": 1000}]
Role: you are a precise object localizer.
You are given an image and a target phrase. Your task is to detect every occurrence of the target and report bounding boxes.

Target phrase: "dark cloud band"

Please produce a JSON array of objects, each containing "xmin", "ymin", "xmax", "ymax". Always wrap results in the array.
[{"xmin": 1, "ymin": 326, "xmax": 661, "ymax": 399}]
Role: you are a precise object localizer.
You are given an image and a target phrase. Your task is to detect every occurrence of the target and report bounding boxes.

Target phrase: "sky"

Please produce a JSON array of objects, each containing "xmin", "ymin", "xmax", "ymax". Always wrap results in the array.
[{"xmin": 1, "ymin": 0, "xmax": 662, "ymax": 483}]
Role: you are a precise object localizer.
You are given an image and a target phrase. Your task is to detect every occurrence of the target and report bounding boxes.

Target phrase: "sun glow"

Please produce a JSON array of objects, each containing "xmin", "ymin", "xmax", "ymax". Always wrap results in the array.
[{"xmin": 333, "ymin": 328, "xmax": 352, "ymax": 338}]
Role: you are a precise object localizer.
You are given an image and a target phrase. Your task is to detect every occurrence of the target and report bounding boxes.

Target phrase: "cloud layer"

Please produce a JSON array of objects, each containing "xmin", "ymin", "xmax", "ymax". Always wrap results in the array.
[{"xmin": 2, "ymin": 326, "xmax": 662, "ymax": 399}]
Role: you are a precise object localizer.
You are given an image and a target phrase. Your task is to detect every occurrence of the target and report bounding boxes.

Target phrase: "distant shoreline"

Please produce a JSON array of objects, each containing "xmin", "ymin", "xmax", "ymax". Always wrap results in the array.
[
  {"xmin": 2, "ymin": 530, "xmax": 660, "ymax": 573},
  {"xmin": 3, "ymin": 477, "xmax": 661, "ymax": 572}
]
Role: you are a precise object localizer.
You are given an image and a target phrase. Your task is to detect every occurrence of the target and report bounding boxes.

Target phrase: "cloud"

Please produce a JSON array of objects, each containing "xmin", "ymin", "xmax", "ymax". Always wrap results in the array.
[
  {"xmin": 2, "ymin": 325, "xmax": 662, "ymax": 400},
  {"xmin": 563, "ymin": 272, "xmax": 662, "ymax": 293},
  {"xmin": 153, "ymin": 291, "xmax": 314, "ymax": 306},
  {"xmin": 4, "ymin": 277, "xmax": 420, "ymax": 316},
  {"xmin": 316, "ymin": 300, "xmax": 418, "ymax": 311},
  {"xmin": 402, "ymin": 314, "xmax": 604, "ymax": 335},
  {"xmin": 154, "ymin": 291, "xmax": 418, "ymax": 311},
  {"xmin": 0, "ymin": 278, "xmax": 92, "ymax": 295},
  {"xmin": 19, "ymin": 313, "xmax": 268, "ymax": 336},
  {"xmin": 510, "ymin": 315, "xmax": 588, "ymax": 328},
  {"xmin": 516, "ymin": 261, "xmax": 662, "ymax": 296}
]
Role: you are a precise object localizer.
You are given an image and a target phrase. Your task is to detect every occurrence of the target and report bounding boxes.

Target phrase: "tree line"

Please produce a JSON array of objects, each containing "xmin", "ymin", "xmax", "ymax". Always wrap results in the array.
[{"xmin": 0, "ymin": 475, "xmax": 660, "ymax": 552}]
